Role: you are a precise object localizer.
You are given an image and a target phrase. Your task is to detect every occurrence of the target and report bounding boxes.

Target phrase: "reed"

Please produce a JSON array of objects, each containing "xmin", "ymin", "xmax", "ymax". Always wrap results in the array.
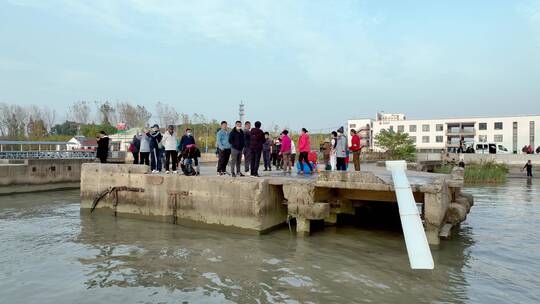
[{"xmin": 434, "ymin": 161, "xmax": 508, "ymax": 184}]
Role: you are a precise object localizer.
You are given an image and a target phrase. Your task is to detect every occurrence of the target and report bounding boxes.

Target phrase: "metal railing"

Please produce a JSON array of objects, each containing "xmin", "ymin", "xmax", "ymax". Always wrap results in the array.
[{"xmin": 0, "ymin": 150, "xmax": 97, "ymax": 159}]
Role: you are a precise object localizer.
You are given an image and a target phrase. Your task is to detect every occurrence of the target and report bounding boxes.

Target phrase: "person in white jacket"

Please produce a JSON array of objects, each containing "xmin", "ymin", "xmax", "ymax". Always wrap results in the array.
[{"xmin": 162, "ymin": 125, "xmax": 178, "ymax": 173}]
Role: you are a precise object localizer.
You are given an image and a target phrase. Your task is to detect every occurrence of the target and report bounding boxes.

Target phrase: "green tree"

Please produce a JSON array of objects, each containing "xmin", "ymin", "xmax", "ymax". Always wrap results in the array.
[
  {"xmin": 374, "ymin": 129, "xmax": 416, "ymax": 161},
  {"xmin": 50, "ymin": 121, "xmax": 80, "ymax": 136},
  {"xmin": 80, "ymin": 123, "xmax": 117, "ymax": 138}
]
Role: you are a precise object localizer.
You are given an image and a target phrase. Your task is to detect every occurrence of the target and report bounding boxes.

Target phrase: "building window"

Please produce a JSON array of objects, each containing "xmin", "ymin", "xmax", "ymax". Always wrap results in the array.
[
  {"xmin": 422, "ymin": 124, "xmax": 430, "ymax": 132},
  {"xmin": 410, "ymin": 136, "xmax": 416, "ymax": 143},
  {"xmin": 479, "ymin": 135, "xmax": 487, "ymax": 142},
  {"xmin": 409, "ymin": 125, "xmax": 417, "ymax": 132},
  {"xmin": 389, "ymin": 125, "xmax": 394, "ymax": 132},
  {"xmin": 436, "ymin": 136, "xmax": 443, "ymax": 143},
  {"xmin": 479, "ymin": 123, "xmax": 487, "ymax": 130},
  {"xmin": 530, "ymin": 121, "xmax": 535, "ymax": 147},
  {"xmin": 436, "ymin": 124, "xmax": 443, "ymax": 132},
  {"xmin": 349, "ymin": 124, "xmax": 356, "ymax": 129},
  {"xmin": 422, "ymin": 136, "xmax": 430, "ymax": 143},
  {"xmin": 494, "ymin": 134, "xmax": 503, "ymax": 142},
  {"xmin": 397, "ymin": 125, "xmax": 404, "ymax": 133},
  {"xmin": 494, "ymin": 122, "xmax": 503, "ymax": 130}
]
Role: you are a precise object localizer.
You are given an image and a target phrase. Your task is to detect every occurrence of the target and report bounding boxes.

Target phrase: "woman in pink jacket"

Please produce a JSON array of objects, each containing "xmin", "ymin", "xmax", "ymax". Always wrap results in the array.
[
  {"xmin": 280, "ymin": 130, "xmax": 292, "ymax": 173},
  {"xmin": 298, "ymin": 128, "xmax": 313, "ymax": 174}
]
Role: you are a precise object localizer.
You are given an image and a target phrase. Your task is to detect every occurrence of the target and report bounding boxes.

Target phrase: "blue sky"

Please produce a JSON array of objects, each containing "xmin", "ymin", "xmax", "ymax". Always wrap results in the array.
[{"xmin": 1, "ymin": 0, "xmax": 540, "ymax": 130}]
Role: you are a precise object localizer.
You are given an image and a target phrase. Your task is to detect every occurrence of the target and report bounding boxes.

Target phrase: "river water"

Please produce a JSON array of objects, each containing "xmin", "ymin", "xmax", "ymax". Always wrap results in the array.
[{"xmin": 1, "ymin": 179, "xmax": 539, "ymax": 304}]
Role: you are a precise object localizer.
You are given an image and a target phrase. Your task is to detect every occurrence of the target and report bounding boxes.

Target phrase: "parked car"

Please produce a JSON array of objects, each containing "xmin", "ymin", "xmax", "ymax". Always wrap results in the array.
[{"xmin": 473, "ymin": 142, "xmax": 510, "ymax": 154}]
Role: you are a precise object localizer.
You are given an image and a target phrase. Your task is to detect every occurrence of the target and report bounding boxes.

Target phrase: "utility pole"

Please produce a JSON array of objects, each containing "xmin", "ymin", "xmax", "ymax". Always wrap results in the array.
[{"xmin": 239, "ymin": 101, "xmax": 245, "ymax": 124}]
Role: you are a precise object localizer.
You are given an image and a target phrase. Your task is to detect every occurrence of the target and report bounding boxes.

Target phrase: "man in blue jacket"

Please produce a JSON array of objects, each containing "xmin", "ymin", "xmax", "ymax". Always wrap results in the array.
[{"xmin": 216, "ymin": 121, "xmax": 231, "ymax": 175}]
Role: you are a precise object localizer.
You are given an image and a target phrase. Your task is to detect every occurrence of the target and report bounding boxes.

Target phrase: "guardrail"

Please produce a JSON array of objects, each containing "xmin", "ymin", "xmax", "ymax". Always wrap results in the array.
[{"xmin": 0, "ymin": 150, "xmax": 126, "ymax": 160}]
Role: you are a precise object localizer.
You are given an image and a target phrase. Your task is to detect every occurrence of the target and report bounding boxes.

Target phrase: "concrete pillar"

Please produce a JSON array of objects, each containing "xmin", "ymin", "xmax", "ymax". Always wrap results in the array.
[
  {"xmin": 425, "ymin": 223, "xmax": 440, "ymax": 247},
  {"xmin": 296, "ymin": 218, "xmax": 311, "ymax": 236},
  {"xmin": 324, "ymin": 213, "xmax": 338, "ymax": 225}
]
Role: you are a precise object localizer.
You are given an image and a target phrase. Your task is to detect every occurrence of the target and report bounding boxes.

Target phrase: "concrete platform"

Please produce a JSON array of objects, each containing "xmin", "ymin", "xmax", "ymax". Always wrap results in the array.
[{"xmin": 80, "ymin": 164, "xmax": 473, "ymax": 245}]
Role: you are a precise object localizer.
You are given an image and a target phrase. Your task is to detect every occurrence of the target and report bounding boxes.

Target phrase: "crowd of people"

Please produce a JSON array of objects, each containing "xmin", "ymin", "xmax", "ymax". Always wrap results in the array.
[
  {"xmin": 215, "ymin": 121, "xmax": 365, "ymax": 177},
  {"xmin": 126, "ymin": 124, "xmax": 201, "ymax": 175},
  {"xmin": 96, "ymin": 121, "xmax": 368, "ymax": 177}
]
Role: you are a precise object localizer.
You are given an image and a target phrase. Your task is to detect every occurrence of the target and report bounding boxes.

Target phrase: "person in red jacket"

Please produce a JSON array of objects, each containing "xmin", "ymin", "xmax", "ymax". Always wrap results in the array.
[
  {"xmin": 349, "ymin": 129, "xmax": 361, "ymax": 171},
  {"xmin": 297, "ymin": 128, "xmax": 313, "ymax": 175}
]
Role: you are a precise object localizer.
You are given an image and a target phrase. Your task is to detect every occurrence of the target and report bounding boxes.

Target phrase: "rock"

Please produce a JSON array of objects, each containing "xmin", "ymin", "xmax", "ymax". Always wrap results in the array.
[{"xmin": 445, "ymin": 202, "xmax": 467, "ymax": 225}]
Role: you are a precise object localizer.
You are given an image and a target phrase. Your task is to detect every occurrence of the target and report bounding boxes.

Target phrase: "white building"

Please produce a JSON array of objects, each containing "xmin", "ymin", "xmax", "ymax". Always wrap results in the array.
[{"xmin": 348, "ymin": 113, "xmax": 540, "ymax": 153}]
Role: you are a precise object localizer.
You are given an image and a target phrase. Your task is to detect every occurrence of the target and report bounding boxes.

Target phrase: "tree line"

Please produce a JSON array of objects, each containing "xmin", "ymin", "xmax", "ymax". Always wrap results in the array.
[{"xmin": 0, "ymin": 101, "xmax": 219, "ymax": 142}]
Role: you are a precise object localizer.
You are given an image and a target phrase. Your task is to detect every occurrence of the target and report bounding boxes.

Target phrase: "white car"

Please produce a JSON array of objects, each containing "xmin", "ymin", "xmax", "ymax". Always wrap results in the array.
[{"xmin": 473, "ymin": 142, "xmax": 510, "ymax": 154}]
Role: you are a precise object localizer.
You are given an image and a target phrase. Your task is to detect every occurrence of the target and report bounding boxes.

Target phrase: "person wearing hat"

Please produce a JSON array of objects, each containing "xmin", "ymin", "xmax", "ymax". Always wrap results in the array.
[
  {"xmin": 162, "ymin": 125, "xmax": 178, "ymax": 174},
  {"xmin": 147, "ymin": 124, "xmax": 163, "ymax": 173},
  {"xmin": 297, "ymin": 128, "xmax": 313, "ymax": 174},
  {"xmin": 335, "ymin": 127, "xmax": 347, "ymax": 171}
]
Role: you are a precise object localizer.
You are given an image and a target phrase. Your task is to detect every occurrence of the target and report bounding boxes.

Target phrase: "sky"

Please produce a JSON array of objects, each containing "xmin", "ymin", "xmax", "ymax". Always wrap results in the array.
[{"xmin": 1, "ymin": 0, "xmax": 540, "ymax": 131}]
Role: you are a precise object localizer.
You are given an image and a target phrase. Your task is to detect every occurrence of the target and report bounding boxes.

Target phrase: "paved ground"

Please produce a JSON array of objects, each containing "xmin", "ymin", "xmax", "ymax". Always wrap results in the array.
[{"xmin": 162, "ymin": 161, "xmax": 445, "ymax": 186}]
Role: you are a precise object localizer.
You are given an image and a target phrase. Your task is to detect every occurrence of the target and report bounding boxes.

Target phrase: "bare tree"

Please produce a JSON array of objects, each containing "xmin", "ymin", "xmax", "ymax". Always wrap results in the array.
[
  {"xmin": 69, "ymin": 101, "xmax": 91, "ymax": 124},
  {"xmin": 116, "ymin": 102, "xmax": 152, "ymax": 128},
  {"xmin": 155, "ymin": 102, "xmax": 179, "ymax": 127},
  {"xmin": 97, "ymin": 101, "xmax": 115, "ymax": 125},
  {"xmin": 0, "ymin": 103, "xmax": 28, "ymax": 138},
  {"xmin": 42, "ymin": 107, "xmax": 56, "ymax": 132}
]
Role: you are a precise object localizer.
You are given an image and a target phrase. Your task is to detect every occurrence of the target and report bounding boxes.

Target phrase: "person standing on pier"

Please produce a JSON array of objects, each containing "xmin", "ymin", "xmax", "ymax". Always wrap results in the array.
[
  {"xmin": 216, "ymin": 121, "xmax": 231, "ymax": 175},
  {"xmin": 322, "ymin": 139, "xmax": 331, "ymax": 170},
  {"xmin": 228, "ymin": 120, "xmax": 245, "ymax": 177},
  {"xmin": 280, "ymin": 130, "xmax": 292, "ymax": 173},
  {"xmin": 349, "ymin": 129, "xmax": 361, "ymax": 171},
  {"xmin": 523, "ymin": 160, "xmax": 533, "ymax": 177},
  {"xmin": 130, "ymin": 133, "xmax": 141, "ymax": 164},
  {"xmin": 179, "ymin": 128, "xmax": 196, "ymax": 153},
  {"xmin": 148, "ymin": 124, "xmax": 163, "ymax": 173},
  {"xmin": 162, "ymin": 125, "xmax": 178, "ymax": 174},
  {"xmin": 330, "ymin": 131, "xmax": 338, "ymax": 170},
  {"xmin": 243, "ymin": 121, "xmax": 252, "ymax": 174},
  {"xmin": 297, "ymin": 128, "xmax": 313, "ymax": 175},
  {"xmin": 249, "ymin": 121, "xmax": 265, "ymax": 177},
  {"xmin": 271, "ymin": 138, "xmax": 281, "ymax": 170},
  {"xmin": 335, "ymin": 127, "xmax": 347, "ymax": 171},
  {"xmin": 291, "ymin": 139, "xmax": 297, "ymax": 168},
  {"xmin": 139, "ymin": 129, "xmax": 150, "ymax": 166},
  {"xmin": 263, "ymin": 132, "xmax": 272, "ymax": 171},
  {"xmin": 96, "ymin": 131, "xmax": 110, "ymax": 163}
]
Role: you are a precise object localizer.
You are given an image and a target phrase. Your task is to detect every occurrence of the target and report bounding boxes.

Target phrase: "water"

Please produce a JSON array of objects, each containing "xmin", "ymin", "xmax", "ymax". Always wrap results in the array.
[{"xmin": 1, "ymin": 179, "xmax": 539, "ymax": 304}]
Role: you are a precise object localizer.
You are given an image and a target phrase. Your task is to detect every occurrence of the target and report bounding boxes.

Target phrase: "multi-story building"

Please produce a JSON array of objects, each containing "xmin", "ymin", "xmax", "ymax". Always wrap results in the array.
[{"xmin": 348, "ymin": 113, "xmax": 540, "ymax": 153}]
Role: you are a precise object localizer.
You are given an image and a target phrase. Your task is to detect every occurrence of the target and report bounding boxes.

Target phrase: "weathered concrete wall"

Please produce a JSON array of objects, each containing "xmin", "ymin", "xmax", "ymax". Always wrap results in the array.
[
  {"xmin": 80, "ymin": 163, "xmax": 288, "ymax": 233},
  {"xmin": 81, "ymin": 164, "xmax": 472, "ymax": 245},
  {"xmin": 0, "ymin": 159, "xmax": 87, "ymax": 187}
]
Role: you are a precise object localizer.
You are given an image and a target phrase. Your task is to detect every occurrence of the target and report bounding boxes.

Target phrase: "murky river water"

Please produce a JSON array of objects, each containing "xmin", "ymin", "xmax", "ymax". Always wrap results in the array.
[{"xmin": 1, "ymin": 179, "xmax": 539, "ymax": 304}]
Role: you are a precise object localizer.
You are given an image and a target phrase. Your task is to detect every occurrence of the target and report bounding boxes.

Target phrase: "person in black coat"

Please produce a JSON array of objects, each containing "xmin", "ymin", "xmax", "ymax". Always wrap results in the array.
[
  {"xmin": 249, "ymin": 121, "xmax": 266, "ymax": 177},
  {"xmin": 228, "ymin": 120, "xmax": 245, "ymax": 177},
  {"xmin": 243, "ymin": 121, "xmax": 252, "ymax": 173},
  {"xmin": 96, "ymin": 131, "xmax": 110, "ymax": 163}
]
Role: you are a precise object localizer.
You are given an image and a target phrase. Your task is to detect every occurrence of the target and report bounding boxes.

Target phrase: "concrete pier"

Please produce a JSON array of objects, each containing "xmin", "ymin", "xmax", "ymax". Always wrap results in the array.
[
  {"xmin": 80, "ymin": 163, "xmax": 473, "ymax": 245},
  {"xmin": 0, "ymin": 159, "xmax": 86, "ymax": 194}
]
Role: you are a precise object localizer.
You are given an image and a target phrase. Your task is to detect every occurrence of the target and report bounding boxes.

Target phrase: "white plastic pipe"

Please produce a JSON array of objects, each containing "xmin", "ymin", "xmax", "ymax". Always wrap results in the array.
[{"xmin": 386, "ymin": 160, "xmax": 434, "ymax": 270}]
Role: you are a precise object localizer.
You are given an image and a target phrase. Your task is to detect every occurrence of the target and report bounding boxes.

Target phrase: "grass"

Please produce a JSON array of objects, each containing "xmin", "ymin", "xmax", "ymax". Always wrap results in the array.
[{"xmin": 434, "ymin": 161, "xmax": 508, "ymax": 184}]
